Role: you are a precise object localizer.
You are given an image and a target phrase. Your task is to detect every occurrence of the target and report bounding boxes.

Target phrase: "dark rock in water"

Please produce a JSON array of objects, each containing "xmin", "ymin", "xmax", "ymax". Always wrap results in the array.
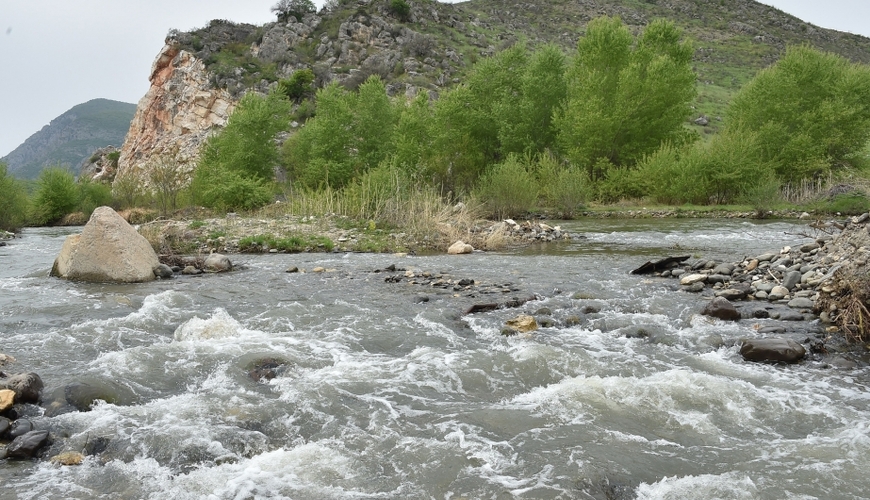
[
  {"xmin": 706, "ymin": 274, "xmax": 730, "ymax": 284},
  {"xmin": 457, "ymin": 278, "xmax": 474, "ymax": 287},
  {"xmin": 501, "ymin": 327, "xmax": 518, "ymax": 337},
  {"xmin": 5, "ymin": 430, "xmax": 49, "ymax": 459},
  {"xmin": 9, "ymin": 418, "xmax": 34, "ymax": 438},
  {"xmin": 701, "ymin": 297, "xmax": 740, "ymax": 321},
  {"xmin": 285, "ymin": 266, "xmax": 299, "ymax": 273},
  {"xmin": 682, "ymin": 282, "xmax": 705, "ymax": 293},
  {"xmin": 153, "ymin": 263, "xmax": 174, "ymax": 279},
  {"xmin": 465, "ymin": 295, "xmax": 536, "ymax": 315},
  {"xmin": 535, "ymin": 307, "xmax": 552, "ymax": 316},
  {"xmin": 0, "ymin": 241, "xmax": 6, "ymax": 247},
  {"xmin": 246, "ymin": 358, "xmax": 288, "ymax": 382},
  {"xmin": 0, "ymin": 372, "xmax": 44, "ymax": 403},
  {"xmin": 740, "ymin": 338, "xmax": 806, "ymax": 363},
  {"xmin": 537, "ymin": 317, "xmax": 556, "ymax": 328},
  {"xmin": 630, "ymin": 255, "xmax": 690, "ymax": 275},
  {"xmin": 749, "ymin": 308, "xmax": 770, "ymax": 319},
  {"xmin": 182, "ymin": 266, "xmax": 201, "ymax": 275},
  {"xmin": 0, "ymin": 416, "xmax": 9, "ymax": 438},
  {"xmin": 84, "ymin": 436, "xmax": 110, "ymax": 456},
  {"xmin": 64, "ymin": 380, "xmax": 138, "ymax": 411},
  {"xmin": 580, "ymin": 305, "xmax": 600, "ymax": 314},
  {"xmin": 413, "ymin": 295, "xmax": 430, "ymax": 304}
]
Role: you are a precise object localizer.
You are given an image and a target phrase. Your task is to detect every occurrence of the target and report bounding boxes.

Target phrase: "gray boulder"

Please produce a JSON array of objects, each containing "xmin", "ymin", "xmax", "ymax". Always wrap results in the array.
[
  {"xmin": 740, "ymin": 338, "xmax": 805, "ymax": 363},
  {"xmin": 51, "ymin": 206, "xmax": 160, "ymax": 283},
  {"xmin": 153, "ymin": 264, "xmax": 174, "ymax": 279}
]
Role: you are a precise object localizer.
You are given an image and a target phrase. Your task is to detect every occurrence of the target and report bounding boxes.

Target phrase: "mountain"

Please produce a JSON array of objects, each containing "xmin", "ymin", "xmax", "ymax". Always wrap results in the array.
[
  {"xmin": 117, "ymin": 0, "xmax": 870, "ymax": 179},
  {"xmin": 2, "ymin": 98, "xmax": 136, "ymax": 180}
]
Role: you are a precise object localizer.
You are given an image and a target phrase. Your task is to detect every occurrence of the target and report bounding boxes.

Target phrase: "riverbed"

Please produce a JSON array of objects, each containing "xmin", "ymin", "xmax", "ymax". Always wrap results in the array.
[{"xmin": 1, "ymin": 219, "xmax": 868, "ymax": 499}]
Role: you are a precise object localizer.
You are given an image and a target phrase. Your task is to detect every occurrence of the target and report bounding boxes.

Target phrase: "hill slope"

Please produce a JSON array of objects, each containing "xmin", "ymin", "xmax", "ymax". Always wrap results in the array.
[{"xmin": 2, "ymin": 98, "xmax": 136, "ymax": 180}]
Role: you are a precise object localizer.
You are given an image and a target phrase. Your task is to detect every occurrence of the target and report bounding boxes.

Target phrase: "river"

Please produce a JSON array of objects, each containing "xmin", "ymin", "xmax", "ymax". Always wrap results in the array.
[{"xmin": 1, "ymin": 219, "xmax": 869, "ymax": 499}]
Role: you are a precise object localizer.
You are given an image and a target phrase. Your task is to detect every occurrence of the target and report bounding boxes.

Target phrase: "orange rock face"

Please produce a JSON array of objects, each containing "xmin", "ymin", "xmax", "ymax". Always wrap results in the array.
[{"xmin": 117, "ymin": 42, "xmax": 236, "ymax": 185}]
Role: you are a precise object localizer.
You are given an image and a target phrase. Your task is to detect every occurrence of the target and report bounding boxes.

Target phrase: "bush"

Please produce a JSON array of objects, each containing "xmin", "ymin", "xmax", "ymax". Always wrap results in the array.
[
  {"xmin": 278, "ymin": 69, "xmax": 315, "ymax": 101},
  {"xmin": 535, "ymin": 154, "xmax": 588, "ymax": 216},
  {"xmin": 78, "ymin": 177, "xmax": 113, "ymax": 219},
  {"xmin": 475, "ymin": 154, "xmax": 539, "ymax": 219},
  {"xmin": 272, "ymin": 0, "xmax": 316, "ymax": 22},
  {"xmin": 0, "ymin": 163, "xmax": 29, "ymax": 232},
  {"xmin": 30, "ymin": 167, "xmax": 80, "ymax": 226},
  {"xmin": 193, "ymin": 166, "xmax": 273, "ymax": 212},
  {"xmin": 390, "ymin": 0, "xmax": 411, "ymax": 21}
]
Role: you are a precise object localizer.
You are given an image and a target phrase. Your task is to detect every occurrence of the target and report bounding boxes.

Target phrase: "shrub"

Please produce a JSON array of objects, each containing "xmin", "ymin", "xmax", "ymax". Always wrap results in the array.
[
  {"xmin": 535, "ymin": 153, "xmax": 588, "ymax": 216},
  {"xmin": 272, "ymin": 0, "xmax": 316, "ymax": 22},
  {"xmin": 194, "ymin": 166, "xmax": 273, "ymax": 212},
  {"xmin": 390, "ymin": 0, "xmax": 411, "ymax": 21},
  {"xmin": 112, "ymin": 173, "xmax": 143, "ymax": 209},
  {"xmin": 0, "ymin": 163, "xmax": 29, "ymax": 232},
  {"xmin": 148, "ymin": 156, "xmax": 185, "ymax": 216},
  {"xmin": 30, "ymin": 167, "xmax": 80, "ymax": 226},
  {"xmin": 475, "ymin": 154, "xmax": 539, "ymax": 219},
  {"xmin": 77, "ymin": 177, "xmax": 113, "ymax": 219},
  {"xmin": 278, "ymin": 69, "xmax": 315, "ymax": 101}
]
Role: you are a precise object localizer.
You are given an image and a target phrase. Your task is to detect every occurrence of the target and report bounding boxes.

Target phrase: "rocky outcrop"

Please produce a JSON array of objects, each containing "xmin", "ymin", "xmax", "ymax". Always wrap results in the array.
[
  {"xmin": 116, "ymin": 42, "xmax": 236, "ymax": 185},
  {"xmin": 80, "ymin": 146, "xmax": 120, "ymax": 183},
  {"xmin": 51, "ymin": 206, "xmax": 161, "ymax": 283}
]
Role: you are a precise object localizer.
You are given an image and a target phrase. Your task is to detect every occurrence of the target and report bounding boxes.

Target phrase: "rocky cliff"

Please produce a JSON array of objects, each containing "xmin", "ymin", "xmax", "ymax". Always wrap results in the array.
[
  {"xmin": 117, "ymin": 42, "xmax": 235, "ymax": 184},
  {"xmin": 2, "ymin": 99, "xmax": 135, "ymax": 180}
]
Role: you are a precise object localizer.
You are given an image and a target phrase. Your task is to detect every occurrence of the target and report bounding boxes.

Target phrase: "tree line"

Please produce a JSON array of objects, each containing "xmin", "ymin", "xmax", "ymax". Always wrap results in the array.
[{"xmin": 4, "ymin": 16, "xmax": 870, "ymax": 232}]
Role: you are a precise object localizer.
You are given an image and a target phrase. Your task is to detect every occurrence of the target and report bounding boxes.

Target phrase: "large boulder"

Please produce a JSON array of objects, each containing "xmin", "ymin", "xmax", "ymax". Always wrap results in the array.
[
  {"xmin": 447, "ymin": 241, "xmax": 474, "ymax": 255},
  {"xmin": 50, "ymin": 206, "xmax": 160, "ymax": 283},
  {"xmin": 740, "ymin": 338, "xmax": 806, "ymax": 363}
]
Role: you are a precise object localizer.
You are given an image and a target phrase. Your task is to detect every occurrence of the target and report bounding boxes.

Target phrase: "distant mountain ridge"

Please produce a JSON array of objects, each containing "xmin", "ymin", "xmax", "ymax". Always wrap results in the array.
[{"xmin": 2, "ymin": 98, "xmax": 136, "ymax": 180}]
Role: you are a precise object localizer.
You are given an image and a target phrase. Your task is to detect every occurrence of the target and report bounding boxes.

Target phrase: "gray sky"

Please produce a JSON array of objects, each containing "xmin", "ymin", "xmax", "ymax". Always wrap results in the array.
[{"xmin": 1, "ymin": 0, "xmax": 869, "ymax": 158}]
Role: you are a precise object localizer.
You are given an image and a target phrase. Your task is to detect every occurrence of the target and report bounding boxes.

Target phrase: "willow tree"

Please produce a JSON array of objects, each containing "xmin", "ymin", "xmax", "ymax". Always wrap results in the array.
[
  {"xmin": 728, "ymin": 45, "xmax": 870, "ymax": 183},
  {"xmin": 556, "ymin": 17, "xmax": 696, "ymax": 179}
]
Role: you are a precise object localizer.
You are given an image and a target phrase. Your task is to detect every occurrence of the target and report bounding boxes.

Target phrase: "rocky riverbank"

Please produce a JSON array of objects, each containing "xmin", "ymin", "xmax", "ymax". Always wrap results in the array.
[{"xmin": 632, "ymin": 212, "xmax": 870, "ymax": 362}]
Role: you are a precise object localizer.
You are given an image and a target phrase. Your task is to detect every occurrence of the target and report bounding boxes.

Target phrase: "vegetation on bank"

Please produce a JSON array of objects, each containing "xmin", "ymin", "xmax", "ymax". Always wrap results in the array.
[{"xmin": 4, "ymin": 16, "xmax": 870, "ymax": 240}]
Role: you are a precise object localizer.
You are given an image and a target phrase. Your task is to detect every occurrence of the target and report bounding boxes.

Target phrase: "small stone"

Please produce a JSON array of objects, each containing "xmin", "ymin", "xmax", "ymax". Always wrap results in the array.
[
  {"xmin": 505, "ymin": 315, "xmax": 537, "ymax": 333},
  {"xmin": 754, "ymin": 291, "xmax": 769, "ymax": 300},
  {"xmin": 285, "ymin": 266, "xmax": 299, "ymax": 273},
  {"xmin": 782, "ymin": 271, "xmax": 801, "ymax": 291},
  {"xmin": 312, "ymin": 267, "xmax": 325, "ymax": 273},
  {"xmin": 683, "ymin": 282, "xmax": 705, "ymax": 293},
  {"xmin": 203, "ymin": 253, "xmax": 232, "ymax": 273},
  {"xmin": 181, "ymin": 266, "xmax": 201, "ymax": 275},
  {"xmin": 745, "ymin": 259, "xmax": 759, "ymax": 271},
  {"xmin": 153, "ymin": 264, "xmax": 174, "ymax": 279},
  {"xmin": 756, "ymin": 253, "xmax": 777, "ymax": 262},
  {"xmin": 679, "ymin": 273, "xmax": 707, "ymax": 286},
  {"xmin": 788, "ymin": 297, "xmax": 815, "ymax": 309},
  {"xmin": 0, "ymin": 389, "xmax": 14, "ymax": 412},
  {"xmin": 50, "ymin": 451, "xmax": 85, "ymax": 466},
  {"xmin": 768, "ymin": 286, "xmax": 789, "ymax": 300},
  {"xmin": 447, "ymin": 240, "xmax": 474, "ymax": 255}
]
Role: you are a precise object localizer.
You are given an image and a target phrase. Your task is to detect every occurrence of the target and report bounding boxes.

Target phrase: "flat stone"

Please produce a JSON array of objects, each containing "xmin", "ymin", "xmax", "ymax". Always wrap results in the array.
[
  {"xmin": 447, "ymin": 240, "xmax": 474, "ymax": 255},
  {"xmin": 782, "ymin": 271, "xmax": 802, "ymax": 290},
  {"xmin": 505, "ymin": 315, "xmax": 537, "ymax": 333},
  {"xmin": 756, "ymin": 252, "xmax": 777, "ymax": 262},
  {"xmin": 716, "ymin": 288, "xmax": 747, "ymax": 301},
  {"xmin": 788, "ymin": 297, "xmax": 815, "ymax": 309},
  {"xmin": 50, "ymin": 451, "xmax": 85, "ymax": 466},
  {"xmin": 679, "ymin": 273, "xmax": 707, "ymax": 286},
  {"xmin": 0, "ymin": 389, "xmax": 14, "ymax": 412}
]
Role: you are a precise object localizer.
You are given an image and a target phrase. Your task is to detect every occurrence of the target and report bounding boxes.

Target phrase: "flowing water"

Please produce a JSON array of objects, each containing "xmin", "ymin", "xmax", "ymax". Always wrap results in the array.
[{"xmin": 1, "ymin": 220, "xmax": 869, "ymax": 500}]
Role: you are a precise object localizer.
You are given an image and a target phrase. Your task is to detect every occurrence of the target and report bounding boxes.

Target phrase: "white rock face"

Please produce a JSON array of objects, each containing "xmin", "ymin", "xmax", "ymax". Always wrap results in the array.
[
  {"xmin": 447, "ymin": 241, "xmax": 474, "ymax": 255},
  {"xmin": 51, "ymin": 207, "xmax": 160, "ymax": 283},
  {"xmin": 116, "ymin": 43, "xmax": 236, "ymax": 186}
]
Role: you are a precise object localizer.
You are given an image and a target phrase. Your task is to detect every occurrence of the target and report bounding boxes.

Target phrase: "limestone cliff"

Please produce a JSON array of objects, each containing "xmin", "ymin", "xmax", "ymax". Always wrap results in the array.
[{"xmin": 117, "ymin": 42, "xmax": 235, "ymax": 183}]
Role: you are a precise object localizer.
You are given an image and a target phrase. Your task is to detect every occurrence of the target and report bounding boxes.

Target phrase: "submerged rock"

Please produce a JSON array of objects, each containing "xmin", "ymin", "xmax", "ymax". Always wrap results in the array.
[
  {"xmin": 51, "ymin": 206, "xmax": 160, "ymax": 283},
  {"xmin": 505, "ymin": 315, "xmax": 538, "ymax": 333},
  {"xmin": 203, "ymin": 253, "xmax": 233, "ymax": 272},
  {"xmin": 740, "ymin": 338, "xmax": 806, "ymax": 363}
]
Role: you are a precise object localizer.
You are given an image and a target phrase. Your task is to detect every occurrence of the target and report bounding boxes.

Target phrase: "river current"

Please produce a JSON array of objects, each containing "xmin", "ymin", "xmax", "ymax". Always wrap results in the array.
[{"xmin": 1, "ymin": 219, "xmax": 869, "ymax": 499}]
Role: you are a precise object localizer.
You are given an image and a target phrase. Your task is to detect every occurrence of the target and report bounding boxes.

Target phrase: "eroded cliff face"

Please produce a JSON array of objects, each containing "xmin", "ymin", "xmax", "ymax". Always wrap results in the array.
[{"xmin": 117, "ymin": 42, "xmax": 235, "ymax": 183}]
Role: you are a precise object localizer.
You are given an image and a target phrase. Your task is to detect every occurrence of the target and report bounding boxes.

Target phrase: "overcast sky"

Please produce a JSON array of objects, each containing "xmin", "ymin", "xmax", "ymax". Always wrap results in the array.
[{"xmin": 2, "ymin": 0, "xmax": 869, "ymax": 158}]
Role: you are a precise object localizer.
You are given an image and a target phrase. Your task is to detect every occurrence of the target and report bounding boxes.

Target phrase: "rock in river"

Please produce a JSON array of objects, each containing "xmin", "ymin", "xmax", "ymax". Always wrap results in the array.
[
  {"xmin": 701, "ymin": 297, "xmax": 740, "ymax": 321},
  {"xmin": 0, "ymin": 372, "xmax": 43, "ymax": 404},
  {"xmin": 4, "ymin": 430, "xmax": 49, "ymax": 459},
  {"xmin": 51, "ymin": 206, "xmax": 160, "ymax": 283},
  {"xmin": 740, "ymin": 338, "xmax": 806, "ymax": 363}
]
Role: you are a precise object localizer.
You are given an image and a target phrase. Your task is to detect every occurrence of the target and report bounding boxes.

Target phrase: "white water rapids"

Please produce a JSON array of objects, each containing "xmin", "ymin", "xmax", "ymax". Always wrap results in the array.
[{"xmin": 1, "ymin": 220, "xmax": 868, "ymax": 499}]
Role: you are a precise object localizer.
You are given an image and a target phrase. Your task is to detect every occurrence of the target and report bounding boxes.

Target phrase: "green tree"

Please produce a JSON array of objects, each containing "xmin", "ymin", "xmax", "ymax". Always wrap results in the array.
[
  {"xmin": 555, "ymin": 17, "xmax": 696, "ymax": 179},
  {"xmin": 728, "ymin": 45, "xmax": 870, "ymax": 182},
  {"xmin": 272, "ymin": 0, "xmax": 316, "ymax": 22},
  {"xmin": 77, "ymin": 177, "xmax": 113, "ymax": 219},
  {"xmin": 192, "ymin": 91, "xmax": 290, "ymax": 210},
  {"xmin": 278, "ymin": 69, "xmax": 315, "ymax": 101},
  {"xmin": 0, "ymin": 163, "xmax": 29, "ymax": 232},
  {"xmin": 30, "ymin": 167, "xmax": 79, "ymax": 225},
  {"xmin": 283, "ymin": 77, "xmax": 398, "ymax": 189}
]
